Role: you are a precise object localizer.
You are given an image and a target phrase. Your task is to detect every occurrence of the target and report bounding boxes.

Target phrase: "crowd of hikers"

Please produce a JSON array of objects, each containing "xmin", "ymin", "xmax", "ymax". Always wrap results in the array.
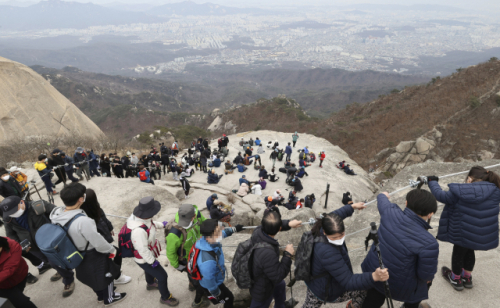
[{"xmin": 0, "ymin": 132, "xmax": 499, "ymax": 308}]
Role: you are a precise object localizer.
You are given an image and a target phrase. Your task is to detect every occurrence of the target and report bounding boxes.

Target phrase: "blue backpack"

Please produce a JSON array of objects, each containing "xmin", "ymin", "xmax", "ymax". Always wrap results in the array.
[{"xmin": 35, "ymin": 214, "xmax": 89, "ymax": 270}]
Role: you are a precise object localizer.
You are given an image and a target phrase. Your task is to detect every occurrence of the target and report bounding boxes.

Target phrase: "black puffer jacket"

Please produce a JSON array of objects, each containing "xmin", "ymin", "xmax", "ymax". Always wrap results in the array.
[
  {"xmin": 250, "ymin": 222, "xmax": 292, "ymax": 302},
  {"xmin": 96, "ymin": 209, "xmax": 114, "ymax": 243},
  {"xmin": 0, "ymin": 177, "xmax": 24, "ymax": 198}
]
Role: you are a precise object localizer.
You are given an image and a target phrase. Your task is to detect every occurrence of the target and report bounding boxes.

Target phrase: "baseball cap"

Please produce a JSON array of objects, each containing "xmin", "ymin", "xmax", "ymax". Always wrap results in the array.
[
  {"xmin": 242, "ymin": 175, "xmax": 246, "ymax": 178},
  {"xmin": 212, "ymin": 193, "xmax": 218, "ymax": 199},
  {"xmin": 178, "ymin": 204, "xmax": 195, "ymax": 228},
  {"xmin": 1, "ymin": 196, "xmax": 22, "ymax": 220},
  {"xmin": 200, "ymin": 219, "xmax": 219, "ymax": 237}
]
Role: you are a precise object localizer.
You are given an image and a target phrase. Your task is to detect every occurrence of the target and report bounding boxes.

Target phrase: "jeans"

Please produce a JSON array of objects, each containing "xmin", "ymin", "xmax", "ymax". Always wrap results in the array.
[
  {"xmin": 137, "ymin": 262, "xmax": 171, "ymax": 301},
  {"xmin": 30, "ymin": 250, "xmax": 75, "ymax": 285},
  {"xmin": 452, "ymin": 244, "xmax": 475, "ymax": 275},
  {"xmin": 0, "ymin": 276, "xmax": 37, "ymax": 308},
  {"xmin": 250, "ymin": 280, "xmax": 286, "ymax": 308}
]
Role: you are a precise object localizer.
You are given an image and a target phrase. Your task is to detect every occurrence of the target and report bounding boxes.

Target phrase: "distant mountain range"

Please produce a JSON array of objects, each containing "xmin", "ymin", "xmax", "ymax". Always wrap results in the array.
[
  {"xmin": 146, "ymin": 1, "xmax": 273, "ymax": 16},
  {"xmin": 0, "ymin": 0, "xmax": 164, "ymax": 31}
]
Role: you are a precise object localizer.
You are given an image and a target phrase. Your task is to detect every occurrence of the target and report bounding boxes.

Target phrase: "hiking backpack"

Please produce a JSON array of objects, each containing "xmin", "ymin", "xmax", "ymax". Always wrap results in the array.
[
  {"xmin": 35, "ymin": 214, "xmax": 89, "ymax": 270},
  {"xmin": 231, "ymin": 238, "xmax": 272, "ymax": 289},
  {"xmin": 187, "ymin": 245, "xmax": 217, "ymax": 280},
  {"xmin": 164, "ymin": 220, "xmax": 188, "ymax": 259},
  {"xmin": 118, "ymin": 224, "xmax": 149, "ymax": 258},
  {"xmin": 139, "ymin": 171, "xmax": 148, "ymax": 181},
  {"xmin": 310, "ymin": 153, "xmax": 316, "ymax": 162},
  {"xmin": 277, "ymin": 151, "xmax": 284, "ymax": 161},
  {"xmin": 294, "ymin": 231, "xmax": 331, "ymax": 295}
]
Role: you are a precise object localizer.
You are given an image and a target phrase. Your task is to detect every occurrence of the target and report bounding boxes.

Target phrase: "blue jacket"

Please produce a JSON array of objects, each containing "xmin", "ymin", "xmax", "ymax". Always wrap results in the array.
[
  {"xmin": 89, "ymin": 152, "xmax": 99, "ymax": 169},
  {"xmin": 196, "ymin": 228, "xmax": 234, "ymax": 296},
  {"xmin": 206, "ymin": 197, "xmax": 216, "ymax": 211},
  {"xmin": 297, "ymin": 168, "xmax": 306, "ymax": 178},
  {"xmin": 73, "ymin": 152, "xmax": 88, "ymax": 167},
  {"xmin": 239, "ymin": 178, "xmax": 249, "ymax": 186},
  {"xmin": 285, "ymin": 146, "xmax": 292, "ymax": 155},
  {"xmin": 207, "ymin": 173, "xmax": 219, "ymax": 184},
  {"xmin": 255, "ymin": 139, "xmax": 261, "ymax": 146},
  {"xmin": 63, "ymin": 156, "xmax": 74, "ymax": 172},
  {"xmin": 299, "ymin": 159, "xmax": 307, "ymax": 167},
  {"xmin": 237, "ymin": 165, "xmax": 246, "ymax": 173},
  {"xmin": 213, "ymin": 158, "xmax": 221, "ymax": 167},
  {"xmin": 429, "ymin": 181, "xmax": 500, "ymax": 250},
  {"xmin": 258, "ymin": 169, "xmax": 268, "ymax": 179},
  {"xmin": 307, "ymin": 204, "xmax": 374, "ymax": 302},
  {"xmin": 138, "ymin": 170, "xmax": 151, "ymax": 183},
  {"xmin": 361, "ymin": 194, "xmax": 438, "ymax": 303},
  {"xmin": 303, "ymin": 147, "xmax": 309, "ymax": 154}
]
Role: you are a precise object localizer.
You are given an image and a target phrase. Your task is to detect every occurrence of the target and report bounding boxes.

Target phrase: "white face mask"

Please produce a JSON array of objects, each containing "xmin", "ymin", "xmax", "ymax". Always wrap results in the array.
[
  {"xmin": 45, "ymin": 158, "xmax": 48, "ymax": 163},
  {"xmin": 215, "ymin": 236, "xmax": 223, "ymax": 243},
  {"xmin": 10, "ymin": 208, "xmax": 25, "ymax": 218},
  {"xmin": 327, "ymin": 235, "xmax": 345, "ymax": 246},
  {"xmin": 1, "ymin": 175, "xmax": 9, "ymax": 181},
  {"xmin": 185, "ymin": 221, "xmax": 193, "ymax": 229}
]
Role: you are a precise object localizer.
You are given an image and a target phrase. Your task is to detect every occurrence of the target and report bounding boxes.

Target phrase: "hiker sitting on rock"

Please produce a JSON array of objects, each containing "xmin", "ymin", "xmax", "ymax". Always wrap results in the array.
[
  {"xmin": 259, "ymin": 166, "xmax": 268, "ymax": 179},
  {"xmin": 342, "ymin": 192, "xmax": 353, "ymax": 205},
  {"xmin": 297, "ymin": 166, "xmax": 309, "ymax": 178},
  {"xmin": 237, "ymin": 163, "xmax": 247, "ymax": 173},
  {"xmin": 210, "ymin": 202, "xmax": 233, "ymax": 224},
  {"xmin": 251, "ymin": 182, "xmax": 263, "ymax": 195},
  {"xmin": 257, "ymin": 144, "xmax": 265, "ymax": 154},
  {"xmin": 207, "ymin": 169, "xmax": 223, "ymax": 184},
  {"xmin": 304, "ymin": 194, "xmax": 316, "ymax": 209},
  {"xmin": 233, "ymin": 152, "xmax": 244, "ymax": 165},
  {"xmin": 0, "ymin": 167, "xmax": 24, "ymax": 199},
  {"xmin": 343, "ymin": 164, "xmax": 356, "ymax": 176},
  {"xmin": 224, "ymin": 160, "xmax": 237, "ymax": 174},
  {"xmin": 237, "ymin": 182, "xmax": 250, "ymax": 197},
  {"xmin": 300, "ymin": 202, "xmax": 389, "ymax": 308},
  {"xmin": 138, "ymin": 165, "xmax": 154, "ymax": 185}
]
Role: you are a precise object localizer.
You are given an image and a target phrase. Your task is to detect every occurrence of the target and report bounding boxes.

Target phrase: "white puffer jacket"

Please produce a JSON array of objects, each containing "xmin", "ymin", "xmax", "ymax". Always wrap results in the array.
[{"xmin": 127, "ymin": 215, "xmax": 165, "ymax": 264}]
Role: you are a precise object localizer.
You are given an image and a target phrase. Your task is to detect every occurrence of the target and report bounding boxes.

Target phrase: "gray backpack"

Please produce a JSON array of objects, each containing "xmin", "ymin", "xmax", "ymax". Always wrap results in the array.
[{"xmin": 231, "ymin": 238, "xmax": 272, "ymax": 289}]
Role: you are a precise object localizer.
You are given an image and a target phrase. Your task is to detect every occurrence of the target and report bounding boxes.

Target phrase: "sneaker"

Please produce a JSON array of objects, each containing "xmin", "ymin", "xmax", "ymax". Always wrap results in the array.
[
  {"xmin": 442, "ymin": 266, "xmax": 464, "ymax": 291},
  {"xmin": 160, "ymin": 295, "xmax": 179, "ymax": 306},
  {"xmin": 462, "ymin": 275, "xmax": 473, "ymax": 289},
  {"xmin": 147, "ymin": 282, "xmax": 159, "ymax": 290},
  {"xmin": 38, "ymin": 263, "xmax": 52, "ymax": 275},
  {"xmin": 98, "ymin": 287, "xmax": 117, "ymax": 302},
  {"xmin": 188, "ymin": 282, "xmax": 195, "ymax": 292},
  {"xmin": 63, "ymin": 282, "xmax": 75, "ymax": 298},
  {"xmin": 105, "ymin": 292, "xmax": 127, "ymax": 306},
  {"xmin": 51, "ymin": 272, "xmax": 62, "ymax": 281},
  {"xmin": 52, "ymin": 190, "xmax": 58, "ymax": 195},
  {"xmin": 191, "ymin": 298, "xmax": 210, "ymax": 307},
  {"xmin": 26, "ymin": 273, "xmax": 38, "ymax": 284},
  {"xmin": 114, "ymin": 274, "xmax": 132, "ymax": 285}
]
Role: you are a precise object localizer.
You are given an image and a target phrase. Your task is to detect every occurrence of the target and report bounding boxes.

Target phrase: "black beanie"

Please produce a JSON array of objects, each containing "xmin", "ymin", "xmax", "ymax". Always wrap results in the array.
[{"xmin": 200, "ymin": 219, "xmax": 219, "ymax": 237}]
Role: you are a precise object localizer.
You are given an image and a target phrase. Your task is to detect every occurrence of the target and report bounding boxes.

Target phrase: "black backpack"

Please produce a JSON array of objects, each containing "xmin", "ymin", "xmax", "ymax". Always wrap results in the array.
[
  {"xmin": 231, "ymin": 238, "xmax": 272, "ymax": 289},
  {"xmin": 295, "ymin": 231, "xmax": 331, "ymax": 299}
]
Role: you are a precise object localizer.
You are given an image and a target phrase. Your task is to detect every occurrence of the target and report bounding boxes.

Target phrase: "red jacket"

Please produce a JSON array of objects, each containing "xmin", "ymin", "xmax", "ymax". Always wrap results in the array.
[
  {"xmin": 0, "ymin": 237, "xmax": 28, "ymax": 289},
  {"xmin": 320, "ymin": 153, "xmax": 326, "ymax": 160}
]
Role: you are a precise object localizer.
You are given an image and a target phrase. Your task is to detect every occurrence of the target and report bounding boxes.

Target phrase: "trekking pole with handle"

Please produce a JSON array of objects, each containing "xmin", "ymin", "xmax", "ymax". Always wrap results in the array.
[
  {"xmin": 30, "ymin": 180, "xmax": 42, "ymax": 200},
  {"xmin": 365, "ymin": 222, "xmax": 394, "ymax": 308}
]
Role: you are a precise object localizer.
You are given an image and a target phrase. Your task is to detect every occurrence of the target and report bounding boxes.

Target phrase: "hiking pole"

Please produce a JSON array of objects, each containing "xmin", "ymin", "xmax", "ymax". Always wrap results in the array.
[
  {"xmin": 284, "ymin": 270, "xmax": 299, "ymax": 308},
  {"xmin": 30, "ymin": 180, "xmax": 42, "ymax": 200},
  {"xmin": 365, "ymin": 222, "xmax": 394, "ymax": 308},
  {"xmin": 242, "ymin": 218, "xmax": 317, "ymax": 229},
  {"xmin": 324, "ymin": 183, "xmax": 330, "ymax": 209}
]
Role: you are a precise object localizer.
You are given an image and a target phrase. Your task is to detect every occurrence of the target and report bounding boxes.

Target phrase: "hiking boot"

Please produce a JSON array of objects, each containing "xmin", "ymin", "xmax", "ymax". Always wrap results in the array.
[
  {"xmin": 63, "ymin": 282, "xmax": 75, "ymax": 297},
  {"xmin": 51, "ymin": 272, "xmax": 62, "ymax": 281},
  {"xmin": 52, "ymin": 190, "xmax": 58, "ymax": 195},
  {"xmin": 38, "ymin": 263, "xmax": 52, "ymax": 275},
  {"xmin": 105, "ymin": 293, "xmax": 127, "ymax": 306},
  {"xmin": 26, "ymin": 273, "xmax": 38, "ymax": 284},
  {"xmin": 442, "ymin": 266, "xmax": 464, "ymax": 291},
  {"xmin": 160, "ymin": 295, "xmax": 179, "ymax": 306},
  {"xmin": 191, "ymin": 298, "xmax": 210, "ymax": 307},
  {"xmin": 147, "ymin": 282, "xmax": 159, "ymax": 290},
  {"xmin": 462, "ymin": 275, "xmax": 473, "ymax": 289},
  {"xmin": 114, "ymin": 274, "xmax": 132, "ymax": 285},
  {"xmin": 188, "ymin": 282, "xmax": 195, "ymax": 292}
]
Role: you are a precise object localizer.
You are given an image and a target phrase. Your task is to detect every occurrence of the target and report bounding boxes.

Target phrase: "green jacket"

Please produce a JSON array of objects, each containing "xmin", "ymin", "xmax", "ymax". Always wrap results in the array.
[
  {"xmin": 166, "ymin": 205, "xmax": 206, "ymax": 268},
  {"xmin": 292, "ymin": 133, "xmax": 299, "ymax": 142}
]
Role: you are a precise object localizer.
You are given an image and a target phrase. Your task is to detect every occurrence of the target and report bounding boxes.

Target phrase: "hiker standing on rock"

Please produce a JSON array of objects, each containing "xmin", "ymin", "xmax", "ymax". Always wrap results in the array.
[
  {"xmin": 285, "ymin": 143, "xmax": 293, "ymax": 161},
  {"xmin": 194, "ymin": 219, "xmax": 243, "ymax": 307},
  {"xmin": 248, "ymin": 210, "xmax": 302, "ymax": 308},
  {"xmin": 361, "ymin": 190, "xmax": 437, "ymax": 308},
  {"xmin": 73, "ymin": 147, "xmax": 90, "ymax": 181},
  {"xmin": 34, "ymin": 154, "xmax": 57, "ymax": 195},
  {"xmin": 125, "ymin": 197, "xmax": 179, "ymax": 306},
  {"xmin": 292, "ymin": 132, "xmax": 299, "ymax": 147},
  {"xmin": 299, "ymin": 202, "xmax": 389, "ymax": 308},
  {"xmin": 166, "ymin": 204, "xmax": 209, "ymax": 308},
  {"xmin": 425, "ymin": 167, "xmax": 500, "ymax": 292},
  {"xmin": 49, "ymin": 149, "xmax": 67, "ymax": 186},
  {"xmin": 319, "ymin": 151, "xmax": 326, "ymax": 168}
]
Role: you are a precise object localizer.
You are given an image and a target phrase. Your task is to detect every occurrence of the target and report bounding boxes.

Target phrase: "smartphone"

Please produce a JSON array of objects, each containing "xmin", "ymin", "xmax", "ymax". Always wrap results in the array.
[{"xmin": 20, "ymin": 239, "xmax": 31, "ymax": 251}]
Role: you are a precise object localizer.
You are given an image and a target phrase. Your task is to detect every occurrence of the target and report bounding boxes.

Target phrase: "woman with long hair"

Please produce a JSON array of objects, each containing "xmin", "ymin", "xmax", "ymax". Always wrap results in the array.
[
  {"xmin": 99, "ymin": 154, "xmax": 111, "ymax": 177},
  {"xmin": 80, "ymin": 188, "xmax": 132, "ymax": 285},
  {"xmin": 427, "ymin": 166, "xmax": 500, "ymax": 291}
]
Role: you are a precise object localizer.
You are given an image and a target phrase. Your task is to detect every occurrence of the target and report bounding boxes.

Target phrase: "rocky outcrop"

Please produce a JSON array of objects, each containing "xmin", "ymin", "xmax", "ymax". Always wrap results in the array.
[{"xmin": 0, "ymin": 57, "xmax": 104, "ymax": 143}]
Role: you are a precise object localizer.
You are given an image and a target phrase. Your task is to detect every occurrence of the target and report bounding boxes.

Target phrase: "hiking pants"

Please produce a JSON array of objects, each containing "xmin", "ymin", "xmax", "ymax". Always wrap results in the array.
[
  {"xmin": 188, "ymin": 274, "xmax": 207, "ymax": 304},
  {"xmin": 30, "ymin": 250, "xmax": 75, "ymax": 286},
  {"xmin": 89, "ymin": 167, "xmax": 101, "ymax": 177},
  {"xmin": 76, "ymin": 164, "xmax": 90, "ymax": 179},
  {"xmin": 211, "ymin": 283, "xmax": 234, "ymax": 308},
  {"xmin": 22, "ymin": 251, "xmax": 43, "ymax": 267},
  {"xmin": 0, "ymin": 275, "xmax": 37, "ymax": 308},
  {"xmin": 100, "ymin": 167, "xmax": 111, "ymax": 178},
  {"xmin": 286, "ymin": 153, "xmax": 291, "ymax": 161},
  {"xmin": 137, "ymin": 262, "xmax": 172, "ymax": 301},
  {"xmin": 293, "ymin": 141, "xmax": 297, "ymax": 147},
  {"xmin": 54, "ymin": 167, "xmax": 67, "ymax": 185},
  {"xmin": 149, "ymin": 179, "xmax": 155, "ymax": 185},
  {"xmin": 362, "ymin": 283, "xmax": 432, "ymax": 308},
  {"xmin": 319, "ymin": 159, "xmax": 323, "ymax": 167},
  {"xmin": 271, "ymin": 158, "xmax": 276, "ymax": 167},
  {"xmin": 452, "ymin": 244, "xmax": 475, "ymax": 275},
  {"xmin": 41, "ymin": 173, "xmax": 53, "ymax": 193},
  {"xmin": 250, "ymin": 280, "xmax": 286, "ymax": 308},
  {"xmin": 303, "ymin": 288, "xmax": 366, "ymax": 308},
  {"xmin": 65, "ymin": 169, "xmax": 79, "ymax": 182},
  {"xmin": 162, "ymin": 163, "xmax": 168, "ymax": 175}
]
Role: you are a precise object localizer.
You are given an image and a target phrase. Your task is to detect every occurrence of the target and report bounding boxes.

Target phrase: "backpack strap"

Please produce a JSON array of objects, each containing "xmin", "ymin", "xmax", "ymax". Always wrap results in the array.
[
  {"xmin": 170, "ymin": 226, "xmax": 188, "ymax": 259},
  {"xmin": 61, "ymin": 213, "xmax": 89, "ymax": 253}
]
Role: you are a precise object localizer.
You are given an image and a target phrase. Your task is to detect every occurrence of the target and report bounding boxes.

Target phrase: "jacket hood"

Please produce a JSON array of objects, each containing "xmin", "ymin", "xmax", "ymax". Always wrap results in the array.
[
  {"xmin": 251, "ymin": 226, "xmax": 279, "ymax": 247},
  {"xmin": 196, "ymin": 236, "xmax": 218, "ymax": 251},
  {"xmin": 50, "ymin": 207, "xmax": 87, "ymax": 226},
  {"xmin": 76, "ymin": 147, "xmax": 84, "ymax": 152},
  {"xmin": 448, "ymin": 182, "xmax": 500, "ymax": 203}
]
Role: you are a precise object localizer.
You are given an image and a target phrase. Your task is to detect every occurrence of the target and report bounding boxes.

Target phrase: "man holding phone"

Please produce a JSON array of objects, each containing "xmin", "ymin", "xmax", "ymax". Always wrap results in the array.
[{"xmin": 1, "ymin": 195, "xmax": 76, "ymax": 298}]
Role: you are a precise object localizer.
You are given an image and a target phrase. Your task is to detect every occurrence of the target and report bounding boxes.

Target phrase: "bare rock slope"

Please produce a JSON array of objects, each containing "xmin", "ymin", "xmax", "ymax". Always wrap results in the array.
[{"xmin": 0, "ymin": 56, "xmax": 104, "ymax": 143}]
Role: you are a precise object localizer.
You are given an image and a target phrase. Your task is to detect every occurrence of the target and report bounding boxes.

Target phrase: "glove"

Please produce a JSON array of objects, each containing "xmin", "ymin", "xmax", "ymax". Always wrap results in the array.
[
  {"xmin": 208, "ymin": 291, "xmax": 227, "ymax": 305},
  {"xmin": 234, "ymin": 224, "xmax": 244, "ymax": 232},
  {"xmin": 176, "ymin": 265, "xmax": 186, "ymax": 272},
  {"xmin": 427, "ymin": 176, "xmax": 439, "ymax": 182},
  {"xmin": 64, "ymin": 163, "xmax": 69, "ymax": 166},
  {"xmin": 152, "ymin": 260, "xmax": 160, "ymax": 268},
  {"xmin": 162, "ymin": 221, "xmax": 168, "ymax": 228}
]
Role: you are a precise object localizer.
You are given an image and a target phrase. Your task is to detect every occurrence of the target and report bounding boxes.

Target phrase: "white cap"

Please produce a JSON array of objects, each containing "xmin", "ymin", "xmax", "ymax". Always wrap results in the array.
[{"xmin": 9, "ymin": 166, "xmax": 19, "ymax": 172}]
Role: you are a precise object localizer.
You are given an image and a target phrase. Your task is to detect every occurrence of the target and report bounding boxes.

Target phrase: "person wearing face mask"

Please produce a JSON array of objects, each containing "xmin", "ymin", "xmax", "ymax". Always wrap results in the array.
[
  {"xmin": 303, "ymin": 202, "xmax": 387, "ymax": 308},
  {"xmin": 126, "ymin": 197, "xmax": 179, "ymax": 306},
  {"xmin": 166, "ymin": 204, "xmax": 209, "ymax": 307},
  {"xmin": 52, "ymin": 183, "xmax": 126, "ymax": 306},
  {"xmin": 1, "ymin": 195, "xmax": 76, "ymax": 298},
  {"xmin": 73, "ymin": 147, "xmax": 90, "ymax": 181},
  {"xmin": 8, "ymin": 167, "xmax": 29, "ymax": 198},
  {"xmin": 0, "ymin": 167, "xmax": 24, "ymax": 199},
  {"xmin": 34, "ymin": 154, "xmax": 57, "ymax": 195},
  {"xmin": 196, "ymin": 219, "xmax": 244, "ymax": 307},
  {"xmin": 361, "ymin": 190, "xmax": 438, "ymax": 308},
  {"xmin": 426, "ymin": 167, "xmax": 500, "ymax": 292},
  {"xmin": 99, "ymin": 154, "xmax": 111, "ymax": 178},
  {"xmin": 60, "ymin": 152, "xmax": 79, "ymax": 183},
  {"xmin": 49, "ymin": 149, "xmax": 67, "ymax": 186}
]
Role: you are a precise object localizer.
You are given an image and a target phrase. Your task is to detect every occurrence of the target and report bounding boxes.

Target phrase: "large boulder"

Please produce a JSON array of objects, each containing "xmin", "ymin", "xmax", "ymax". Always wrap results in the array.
[
  {"xmin": 395, "ymin": 141, "xmax": 415, "ymax": 153},
  {"xmin": 415, "ymin": 137, "xmax": 434, "ymax": 154}
]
